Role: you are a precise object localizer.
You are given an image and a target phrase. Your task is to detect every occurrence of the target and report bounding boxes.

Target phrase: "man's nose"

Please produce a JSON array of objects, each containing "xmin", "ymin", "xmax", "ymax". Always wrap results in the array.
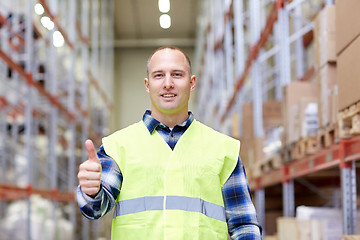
[{"xmin": 163, "ymin": 75, "xmax": 174, "ymax": 89}]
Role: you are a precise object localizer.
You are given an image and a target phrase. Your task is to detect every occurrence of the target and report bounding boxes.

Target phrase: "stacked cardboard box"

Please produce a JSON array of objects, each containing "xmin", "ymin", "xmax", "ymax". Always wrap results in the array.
[
  {"xmin": 336, "ymin": 0, "xmax": 360, "ymax": 111},
  {"xmin": 316, "ymin": 63, "xmax": 337, "ymax": 126},
  {"xmin": 314, "ymin": 5, "xmax": 338, "ymax": 127},
  {"xmin": 282, "ymin": 82, "xmax": 318, "ymax": 146},
  {"xmin": 314, "ymin": 5, "xmax": 336, "ymax": 68},
  {"xmin": 238, "ymin": 101, "xmax": 282, "ymax": 179}
]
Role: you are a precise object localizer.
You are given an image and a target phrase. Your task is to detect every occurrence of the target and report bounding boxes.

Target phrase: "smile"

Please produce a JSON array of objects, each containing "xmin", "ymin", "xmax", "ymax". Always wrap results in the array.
[{"xmin": 161, "ymin": 94, "xmax": 176, "ymax": 97}]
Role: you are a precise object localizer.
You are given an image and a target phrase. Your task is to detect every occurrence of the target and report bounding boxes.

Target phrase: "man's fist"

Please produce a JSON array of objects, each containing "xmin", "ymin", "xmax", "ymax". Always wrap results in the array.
[{"xmin": 78, "ymin": 139, "xmax": 102, "ymax": 197}]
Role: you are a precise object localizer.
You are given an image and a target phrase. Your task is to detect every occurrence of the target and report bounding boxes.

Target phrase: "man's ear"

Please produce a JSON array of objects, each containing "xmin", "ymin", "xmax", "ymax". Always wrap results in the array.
[
  {"xmin": 144, "ymin": 78, "xmax": 150, "ymax": 93},
  {"xmin": 190, "ymin": 75, "xmax": 196, "ymax": 92}
]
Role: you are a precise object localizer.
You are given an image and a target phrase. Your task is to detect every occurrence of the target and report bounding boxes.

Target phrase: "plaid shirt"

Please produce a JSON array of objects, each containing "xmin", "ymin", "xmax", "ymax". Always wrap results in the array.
[{"xmin": 77, "ymin": 111, "xmax": 262, "ymax": 239}]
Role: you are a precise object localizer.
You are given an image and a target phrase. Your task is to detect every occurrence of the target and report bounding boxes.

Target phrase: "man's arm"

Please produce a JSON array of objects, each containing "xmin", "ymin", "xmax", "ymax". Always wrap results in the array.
[
  {"xmin": 77, "ymin": 144, "xmax": 122, "ymax": 220},
  {"xmin": 222, "ymin": 157, "xmax": 262, "ymax": 240}
]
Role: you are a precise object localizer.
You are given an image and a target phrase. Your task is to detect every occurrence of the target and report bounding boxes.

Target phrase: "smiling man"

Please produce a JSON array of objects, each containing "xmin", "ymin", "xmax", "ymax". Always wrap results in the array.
[
  {"xmin": 144, "ymin": 47, "xmax": 196, "ymax": 127},
  {"xmin": 77, "ymin": 46, "xmax": 262, "ymax": 240}
]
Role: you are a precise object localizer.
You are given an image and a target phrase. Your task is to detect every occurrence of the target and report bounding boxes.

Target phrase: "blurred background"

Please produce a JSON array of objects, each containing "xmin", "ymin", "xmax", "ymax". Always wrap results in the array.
[{"xmin": 1, "ymin": 0, "xmax": 360, "ymax": 240}]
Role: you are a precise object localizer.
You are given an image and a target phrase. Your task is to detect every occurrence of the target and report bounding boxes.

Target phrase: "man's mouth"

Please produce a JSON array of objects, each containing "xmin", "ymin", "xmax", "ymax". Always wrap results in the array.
[{"xmin": 161, "ymin": 94, "xmax": 176, "ymax": 98}]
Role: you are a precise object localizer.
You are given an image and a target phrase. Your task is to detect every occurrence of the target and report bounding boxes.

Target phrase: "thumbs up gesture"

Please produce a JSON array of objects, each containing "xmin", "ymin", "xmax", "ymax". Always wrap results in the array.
[{"xmin": 78, "ymin": 139, "xmax": 102, "ymax": 197}]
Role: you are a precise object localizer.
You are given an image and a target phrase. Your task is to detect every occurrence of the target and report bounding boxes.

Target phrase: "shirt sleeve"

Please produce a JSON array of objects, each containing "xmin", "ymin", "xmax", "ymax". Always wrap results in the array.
[
  {"xmin": 222, "ymin": 157, "xmax": 262, "ymax": 240},
  {"xmin": 77, "ymin": 145, "xmax": 122, "ymax": 220}
]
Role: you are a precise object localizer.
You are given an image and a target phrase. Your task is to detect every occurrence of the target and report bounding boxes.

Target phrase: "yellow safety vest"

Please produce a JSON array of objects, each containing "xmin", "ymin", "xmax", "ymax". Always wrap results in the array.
[{"xmin": 102, "ymin": 119, "xmax": 240, "ymax": 240}]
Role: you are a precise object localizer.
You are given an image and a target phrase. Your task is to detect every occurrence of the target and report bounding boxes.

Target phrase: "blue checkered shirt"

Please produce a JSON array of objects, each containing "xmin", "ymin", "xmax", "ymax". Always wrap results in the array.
[{"xmin": 77, "ymin": 110, "xmax": 262, "ymax": 239}]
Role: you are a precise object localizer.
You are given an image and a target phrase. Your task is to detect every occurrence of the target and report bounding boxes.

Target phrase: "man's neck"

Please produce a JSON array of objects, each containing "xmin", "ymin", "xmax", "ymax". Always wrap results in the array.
[{"xmin": 151, "ymin": 111, "xmax": 189, "ymax": 129}]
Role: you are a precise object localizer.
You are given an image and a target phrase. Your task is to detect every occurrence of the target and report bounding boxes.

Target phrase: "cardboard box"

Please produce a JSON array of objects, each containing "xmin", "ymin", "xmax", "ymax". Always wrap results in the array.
[
  {"xmin": 341, "ymin": 236, "xmax": 360, "ymax": 240},
  {"xmin": 316, "ymin": 63, "xmax": 337, "ymax": 126},
  {"xmin": 287, "ymin": 104, "xmax": 300, "ymax": 143},
  {"xmin": 240, "ymin": 101, "xmax": 281, "ymax": 176},
  {"xmin": 242, "ymin": 101, "xmax": 282, "ymax": 140},
  {"xmin": 242, "ymin": 102, "xmax": 254, "ymax": 140},
  {"xmin": 278, "ymin": 217, "xmax": 343, "ymax": 240},
  {"xmin": 282, "ymin": 82, "xmax": 318, "ymax": 145},
  {"xmin": 296, "ymin": 206, "xmax": 343, "ymax": 240},
  {"xmin": 337, "ymin": 35, "xmax": 360, "ymax": 111},
  {"xmin": 314, "ymin": 5, "xmax": 336, "ymax": 68},
  {"xmin": 265, "ymin": 236, "xmax": 278, "ymax": 240},
  {"xmin": 336, "ymin": 0, "xmax": 360, "ymax": 55},
  {"xmin": 231, "ymin": 112, "xmax": 240, "ymax": 139},
  {"xmin": 263, "ymin": 101, "xmax": 282, "ymax": 130},
  {"xmin": 242, "ymin": 137, "xmax": 264, "ymax": 179},
  {"xmin": 332, "ymin": 84, "xmax": 339, "ymax": 123},
  {"xmin": 299, "ymin": 98, "xmax": 318, "ymax": 138},
  {"xmin": 277, "ymin": 217, "xmax": 300, "ymax": 240}
]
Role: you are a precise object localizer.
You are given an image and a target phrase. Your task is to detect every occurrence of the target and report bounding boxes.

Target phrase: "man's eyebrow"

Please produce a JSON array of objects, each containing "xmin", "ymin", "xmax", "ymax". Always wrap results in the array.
[
  {"xmin": 151, "ymin": 69, "xmax": 186, "ymax": 74},
  {"xmin": 151, "ymin": 70, "xmax": 163, "ymax": 74}
]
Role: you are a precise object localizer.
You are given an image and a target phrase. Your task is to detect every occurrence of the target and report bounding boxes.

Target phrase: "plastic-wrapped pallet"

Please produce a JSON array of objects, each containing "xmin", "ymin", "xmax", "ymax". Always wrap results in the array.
[
  {"xmin": 0, "ymin": 195, "xmax": 73, "ymax": 240},
  {"xmin": 296, "ymin": 206, "xmax": 343, "ymax": 240}
]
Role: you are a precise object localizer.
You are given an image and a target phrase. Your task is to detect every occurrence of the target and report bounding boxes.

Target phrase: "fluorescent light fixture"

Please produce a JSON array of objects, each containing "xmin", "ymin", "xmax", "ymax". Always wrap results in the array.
[
  {"xmin": 158, "ymin": 0, "xmax": 170, "ymax": 13},
  {"xmin": 159, "ymin": 14, "xmax": 171, "ymax": 29},
  {"xmin": 40, "ymin": 16, "xmax": 54, "ymax": 30},
  {"xmin": 34, "ymin": 3, "xmax": 44, "ymax": 15},
  {"xmin": 53, "ymin": 31, "xmax": 64, "ymax": 47}
]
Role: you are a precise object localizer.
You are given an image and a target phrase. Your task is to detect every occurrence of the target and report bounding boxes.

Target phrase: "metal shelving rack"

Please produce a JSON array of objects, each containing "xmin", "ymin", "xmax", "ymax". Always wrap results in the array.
[
  {"xmin": 0, "ymin": 0, "xmax": 114, "ymax": 239},
  {"xmin": 194, "ymin": 0, "xmax": 357, "ymax": 237}
]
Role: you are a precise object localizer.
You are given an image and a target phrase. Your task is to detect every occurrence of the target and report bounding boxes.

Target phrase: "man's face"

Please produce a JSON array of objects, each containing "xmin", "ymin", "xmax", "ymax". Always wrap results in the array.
[{"xmin": 144, "ymin": 48, "xmax": 196, "ymax": 119}]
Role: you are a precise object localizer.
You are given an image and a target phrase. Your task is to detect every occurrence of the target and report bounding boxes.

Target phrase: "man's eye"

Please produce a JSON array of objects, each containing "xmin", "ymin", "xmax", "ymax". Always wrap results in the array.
[
  {"xmin": 154, "ymin": 74, "xmax": 163, "ymax": 78},
  {"xmin": 173, "ymin": 73, "xmax": 182, "ymax": 77}
]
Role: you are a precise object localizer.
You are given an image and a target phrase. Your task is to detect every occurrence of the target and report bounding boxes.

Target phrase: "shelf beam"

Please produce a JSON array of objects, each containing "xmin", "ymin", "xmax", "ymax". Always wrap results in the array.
[
  {"xmin": 250, "ymin": 135, "xmax": 360, "ymax": 189},
  {"xmin": 0, "ymin": 183, "xmax": 74, "ymax": 203}
]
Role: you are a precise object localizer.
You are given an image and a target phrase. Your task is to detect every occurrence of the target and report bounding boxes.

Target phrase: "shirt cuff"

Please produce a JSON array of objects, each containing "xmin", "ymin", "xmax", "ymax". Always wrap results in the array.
[{"xmin": 77, "ymin": 185, "xmax": 103, "ymax": 207}]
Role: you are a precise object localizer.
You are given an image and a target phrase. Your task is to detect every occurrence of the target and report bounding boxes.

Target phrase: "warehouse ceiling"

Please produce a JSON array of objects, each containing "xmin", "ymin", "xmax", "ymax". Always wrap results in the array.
[{"xmin": 113, "ymin": 0, "xmax": 200, "ymax": 48}]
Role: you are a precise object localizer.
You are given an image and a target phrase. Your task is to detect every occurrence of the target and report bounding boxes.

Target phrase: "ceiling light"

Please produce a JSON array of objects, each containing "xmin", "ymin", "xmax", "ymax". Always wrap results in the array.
[
  {"xmin": 40, "ymin": 16, "xmax": 54, "ymax": 30},
  {"xmin": 53, "ymin": 31, "xmax": 64, "ymax": 47},
  {"xmin": 159, "ymin": 14, "xmax": 171, "ymax": 29},
  {"xmin": 34, "ymin": 3, "xmax": 44, "ymax": 15},
  {"xmin": 158, "ymin": 0, "xmax": 170, "ymax": 13}
]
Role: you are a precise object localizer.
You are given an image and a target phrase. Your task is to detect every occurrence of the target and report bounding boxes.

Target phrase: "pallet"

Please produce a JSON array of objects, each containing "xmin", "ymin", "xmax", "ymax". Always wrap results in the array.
[
  {"xmin": 252, "ymin": 161, "xmax": 262, "ymax": 178},
  {"xmin": 259, "ymin": 153, "xmax": 282, "ymax": 173},
  {"xmin": 280, "ymin": 142, "xmax": 292, "ymax": 164},
  {"xmin": 281, "ymin": 136, "xmax": 318, "ymax": 162},
  {"xmin": 338, "ymin": 101, "xmax": 360, "ymax": 138},
  {"xmin": 317, "ymin": 123, "xmax": 339, "ymax": 149},
  {"xmin": 291, "ymin": 136, "xmax": 318, "ymax": 160},
  {"xmin": 280, "ymin": 143, "xmax": 294, "ymax": 163}
]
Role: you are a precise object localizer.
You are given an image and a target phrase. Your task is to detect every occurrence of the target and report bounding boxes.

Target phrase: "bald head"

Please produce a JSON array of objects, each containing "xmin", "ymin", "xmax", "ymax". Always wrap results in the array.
[{"xmin": 146, "ymin": 46, "xmax": 192, "ymax": 77}]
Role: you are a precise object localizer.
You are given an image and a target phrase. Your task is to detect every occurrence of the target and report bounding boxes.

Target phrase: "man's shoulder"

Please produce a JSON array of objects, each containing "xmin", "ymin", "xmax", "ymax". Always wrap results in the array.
[
  {"xmin": 105, "ymin": 121, "xmax": 144, "ymax": 139},
  {"xmin": 194, "ymin": 120, "xmax": 239, "ymax": 143}
]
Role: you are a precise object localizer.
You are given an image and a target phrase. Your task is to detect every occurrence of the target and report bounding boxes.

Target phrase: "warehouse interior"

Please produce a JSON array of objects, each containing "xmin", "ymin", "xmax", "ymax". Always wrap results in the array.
[{"xmin": 1, "ymin": 0, "xmax": 360, "ymax": 239}]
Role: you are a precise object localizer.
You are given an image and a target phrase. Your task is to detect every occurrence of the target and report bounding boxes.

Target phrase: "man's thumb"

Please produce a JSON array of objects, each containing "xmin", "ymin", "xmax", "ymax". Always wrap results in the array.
[{"xmin": 85, "ymin": 139, "xmax": 99, "ymax": 162}]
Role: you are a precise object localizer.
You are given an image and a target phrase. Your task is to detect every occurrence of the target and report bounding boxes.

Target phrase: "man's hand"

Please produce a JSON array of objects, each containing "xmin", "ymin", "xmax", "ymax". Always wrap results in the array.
[{"xmin": 78, "ymin": 139, "xmax": 102, "ymax": 197}]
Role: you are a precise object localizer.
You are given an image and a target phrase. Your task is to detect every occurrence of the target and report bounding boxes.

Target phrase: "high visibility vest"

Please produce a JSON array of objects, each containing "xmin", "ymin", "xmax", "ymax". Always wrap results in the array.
[{"xmin": 102, "ymin": 119, "xmax": 240, "ymax": 240}]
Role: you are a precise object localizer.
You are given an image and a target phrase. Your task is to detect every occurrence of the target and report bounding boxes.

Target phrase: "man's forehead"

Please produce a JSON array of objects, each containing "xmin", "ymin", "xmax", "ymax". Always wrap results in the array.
[
  {"xmin": 151, "ymin": 48, "xmax": 185, "ymax": 60},
  {"xmin": 149, "ymin": 50, "xmax": 188, "ymax": 68}
]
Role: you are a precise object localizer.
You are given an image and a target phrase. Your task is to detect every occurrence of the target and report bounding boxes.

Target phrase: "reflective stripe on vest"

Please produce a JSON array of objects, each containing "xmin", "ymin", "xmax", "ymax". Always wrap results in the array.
[{"xmin": 113, "ymin": 195, "xmax": 226, "ymax": 222}]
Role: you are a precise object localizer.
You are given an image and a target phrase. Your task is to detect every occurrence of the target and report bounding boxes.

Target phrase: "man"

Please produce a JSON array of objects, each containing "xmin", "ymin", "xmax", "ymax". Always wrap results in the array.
[{"xmin": 77, "ymin": 46, "xmax": 262, "ymax": 239}]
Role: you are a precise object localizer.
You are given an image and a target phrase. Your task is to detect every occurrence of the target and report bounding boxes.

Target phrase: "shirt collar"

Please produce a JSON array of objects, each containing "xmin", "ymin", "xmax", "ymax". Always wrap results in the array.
[{"xmin": 142, "ymin": 110, "xmax": 194, "ymax": 134}]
